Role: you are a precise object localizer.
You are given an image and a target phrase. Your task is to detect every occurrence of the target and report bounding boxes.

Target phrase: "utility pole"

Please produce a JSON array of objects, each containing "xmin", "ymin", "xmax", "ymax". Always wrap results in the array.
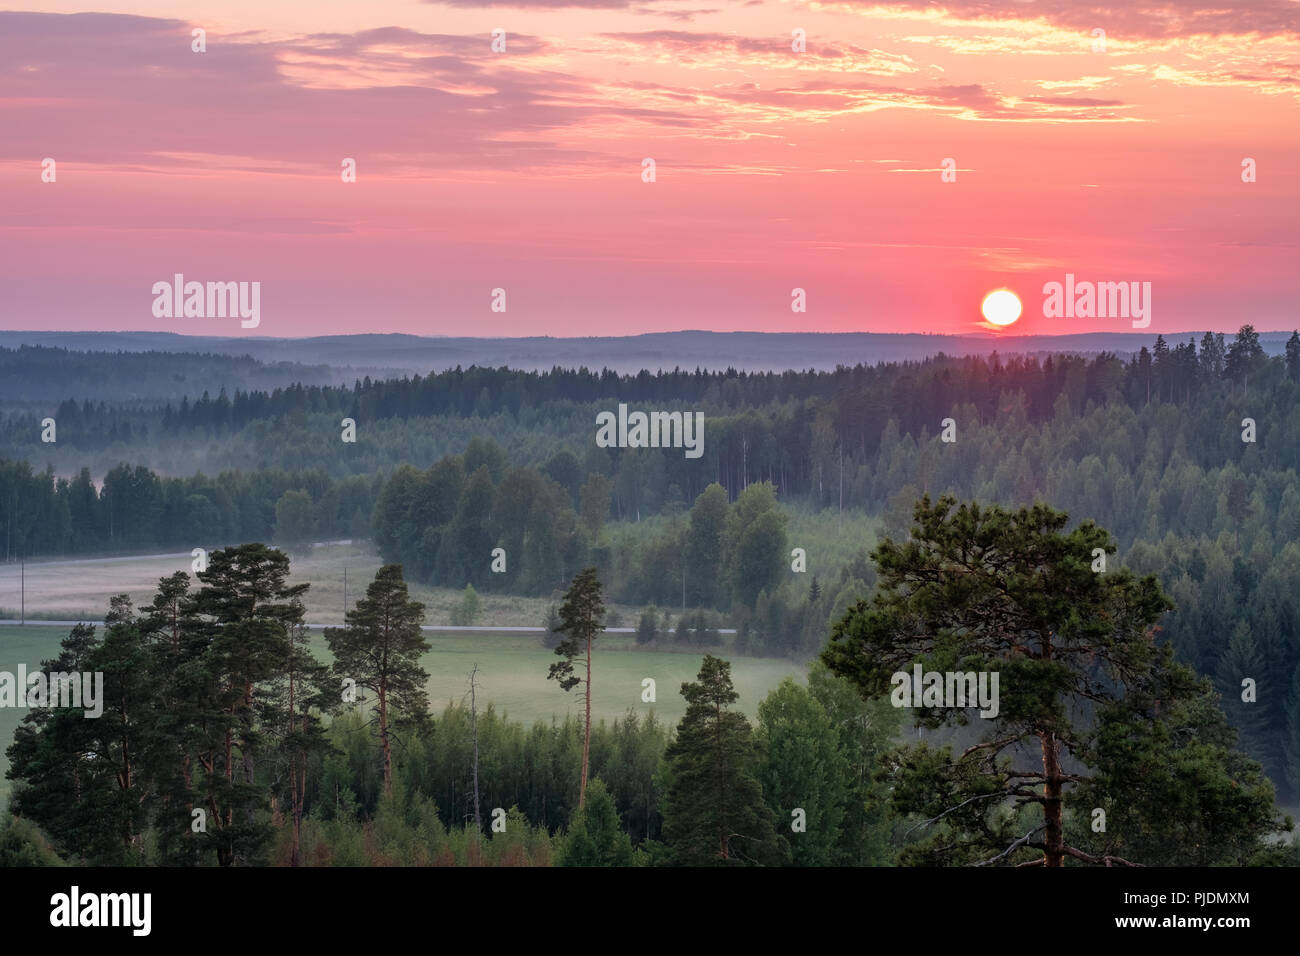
[
  {"xmin": 342, "ymin": 565, "xmax": 347, "ymax": 624},
  {"xmin": 20, "ymin": 555, "xmax": 24, "ymax": 625}
]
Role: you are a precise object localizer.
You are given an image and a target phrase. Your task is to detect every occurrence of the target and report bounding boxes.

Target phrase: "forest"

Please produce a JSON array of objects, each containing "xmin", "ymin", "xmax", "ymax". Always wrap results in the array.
[
  {"xmin": 3, "ymin": 531, "xmax": 1292, "ymax": 868},
  {"xmin": 2, "ymin": 326, "xmax": 1299, "ymax": 865}
]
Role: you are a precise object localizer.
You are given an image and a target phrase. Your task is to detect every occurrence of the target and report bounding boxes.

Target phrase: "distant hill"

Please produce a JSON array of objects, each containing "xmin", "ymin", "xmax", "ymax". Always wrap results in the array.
[{"xmin": 1, "ymin": 329, "xmax": 1291, "ymax": 383}]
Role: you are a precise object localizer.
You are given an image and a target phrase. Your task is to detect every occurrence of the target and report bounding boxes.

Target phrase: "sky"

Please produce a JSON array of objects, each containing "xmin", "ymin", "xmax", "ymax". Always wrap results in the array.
[{"xmin": 1, "ymin": 1, "xmax": 1297, "ymax": 337}]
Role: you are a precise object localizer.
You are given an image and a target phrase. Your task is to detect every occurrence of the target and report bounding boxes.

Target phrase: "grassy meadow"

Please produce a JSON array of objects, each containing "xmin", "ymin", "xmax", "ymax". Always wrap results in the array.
[
  {"xmin": 0, "ymin": 623, "xmax": 804, "ymax": 802},
  {"xmin": 0, "ymin": 542, "xmax": 576, "ymax": 627}
]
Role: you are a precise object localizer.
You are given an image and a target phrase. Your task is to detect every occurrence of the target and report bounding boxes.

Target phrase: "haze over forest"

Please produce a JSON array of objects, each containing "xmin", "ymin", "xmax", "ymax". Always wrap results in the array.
[{"xmin": 0, "ymin": 329, "xmax": 1295, "ymax": 399}]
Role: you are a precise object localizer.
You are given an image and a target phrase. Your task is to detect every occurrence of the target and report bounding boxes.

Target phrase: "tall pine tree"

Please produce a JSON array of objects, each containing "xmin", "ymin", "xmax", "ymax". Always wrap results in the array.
[
  {"xmin": 661, "ymin": 655, "xmax": 786, "ymax": 865},
  {"xmin": 547, "ymin": 566, "xmax": 606, "ymax": 808},
  {"xmin": 823, "ymin": 495, "xmax": 1283, "ymax": 866},
  {"xmin": 192, "ymin": 543, "xmax": 308, "ymax": 866},
  {"xmin": 326, "ymin": 563, "xmax": 429, "ymax": 798}
]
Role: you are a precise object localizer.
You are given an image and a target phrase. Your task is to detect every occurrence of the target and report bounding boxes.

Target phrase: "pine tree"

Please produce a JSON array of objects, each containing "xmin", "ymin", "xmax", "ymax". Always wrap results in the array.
[
  {"xmin": 547, "ymin": 566, "xmax": 606, "ymax": 808},
  {"xmin": 137, "ymin": 571, "xmax": 208, "ymax": 865},
  {"xmin": 192, "ymin": 543, "xmax": 308, "ymax": 866},
  {"xmin": 822, "ymin": 495, "xmax": 1283, "ymax": 866},
  {"xmin": 85, "ymin": 595, "xmax": 154, "ymax": 861},
  {"xmin": 326, "ymin": 563, "xmax": 429, "ymax": 797},
  {"xmin": 1286, "ymin": 330, "xmax": 1300, "ymax": 383},
  {"xmin": 661, "ymin": 655, "xmax": 786, "ymax": 865}
]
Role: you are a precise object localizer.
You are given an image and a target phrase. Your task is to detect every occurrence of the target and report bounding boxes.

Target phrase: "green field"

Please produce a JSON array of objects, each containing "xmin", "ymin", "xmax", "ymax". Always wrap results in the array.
[
  {"xmin": 417, "ymin": 631, "xmax": 804, "ymax": 726},
  {"xmin": 0, "ymin": 542, "xmax": 650, "ymax": 628},
  {"xmin": 0, "ymin": 624, "xmax": 805, "ymax": 803}
]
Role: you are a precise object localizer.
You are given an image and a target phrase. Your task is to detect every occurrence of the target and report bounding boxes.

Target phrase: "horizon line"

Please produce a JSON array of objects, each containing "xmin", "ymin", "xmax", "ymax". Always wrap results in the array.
[{"xmin": 3, "ymin": 328, "xmax": 1296, "ymax": 342}]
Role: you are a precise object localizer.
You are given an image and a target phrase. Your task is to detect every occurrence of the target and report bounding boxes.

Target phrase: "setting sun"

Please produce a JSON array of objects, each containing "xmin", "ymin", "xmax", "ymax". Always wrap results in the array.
[{"xmin": 981, "ymin": 289, "xmax": 1023, "ymax": 327}]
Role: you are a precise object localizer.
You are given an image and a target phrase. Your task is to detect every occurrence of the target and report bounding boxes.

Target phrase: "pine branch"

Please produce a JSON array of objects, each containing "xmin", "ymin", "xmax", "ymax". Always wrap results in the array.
[
  {"xmin": 906, "ymin": 790, "xmax": 1011, "ymax": 836},
  {"xmin": 972, "ymin": 825, "xmax": 1046, "ymax": 867}
]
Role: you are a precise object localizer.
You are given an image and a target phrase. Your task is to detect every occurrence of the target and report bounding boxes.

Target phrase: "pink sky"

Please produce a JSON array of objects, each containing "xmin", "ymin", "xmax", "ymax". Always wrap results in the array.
[{"xmin": 1, "ymin": 2, "xmax": 1298, "ymax": 337}]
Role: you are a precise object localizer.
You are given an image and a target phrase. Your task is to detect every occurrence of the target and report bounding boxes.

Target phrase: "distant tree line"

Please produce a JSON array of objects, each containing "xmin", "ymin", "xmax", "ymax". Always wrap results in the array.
[
  {"xmin": 0, "ymin": 459, "xmax": 378, "ymax": 560},
  {"xmin": 6, "ymin": 328, "xmax": 1297, "ymax": 493},
  {"xmin": 0, "ymin": 344, "xmax": 342, "ymax": 405}
]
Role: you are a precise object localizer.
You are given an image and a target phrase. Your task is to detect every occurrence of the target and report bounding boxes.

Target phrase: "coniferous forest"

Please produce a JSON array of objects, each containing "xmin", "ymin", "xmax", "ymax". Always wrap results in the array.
[{"xmin": 1, "ymin": 328, "xmax": 1299, "ymax": 869}]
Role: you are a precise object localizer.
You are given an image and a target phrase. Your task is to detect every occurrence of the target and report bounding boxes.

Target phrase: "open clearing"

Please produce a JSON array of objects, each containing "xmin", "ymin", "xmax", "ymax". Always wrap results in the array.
[{"xmin": 0, "ymin": 542, "xmax": 653, "ymax": 628}]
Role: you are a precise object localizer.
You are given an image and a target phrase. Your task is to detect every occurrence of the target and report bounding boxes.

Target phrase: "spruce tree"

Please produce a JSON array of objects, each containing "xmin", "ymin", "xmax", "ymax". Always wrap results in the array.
[
  {"xmin": 1225, "ymin": 324, "xmax": 1266, "ymax": 393},
  {"xmin": 1216, "ymin": 621, "xmax": 1271, "ymax": 769},
  {"xmin": 558, "ymin": 778, "xmax": 635, "ymax": 866},
  {"xmin": 1283, "ymin": 661, "xmax": 1300, "ymax": 802}
]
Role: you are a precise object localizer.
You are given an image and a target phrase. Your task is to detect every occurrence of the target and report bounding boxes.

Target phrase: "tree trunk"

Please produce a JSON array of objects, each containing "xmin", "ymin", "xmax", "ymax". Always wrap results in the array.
[
  {"xmin": 289, "ymin": 667, "xmax": 302, "ymax": 867},
  {"xmin": 716, "ymin": 698, "xmax": 727, "ymax": 860},
  {"xmin": 379, "ymin": 682, "xmax": 392, "ymax": 797},
  {"xmin": 579, "ymin": 635, "xmax": 592, "ymax": 808},
  {"xmin": 1040, "ymin": 730, "xmax": 1064, "ymax": 867},
  {"xmin": 292, "ymin": 752, "xmax": 305, "ymax": 868}
]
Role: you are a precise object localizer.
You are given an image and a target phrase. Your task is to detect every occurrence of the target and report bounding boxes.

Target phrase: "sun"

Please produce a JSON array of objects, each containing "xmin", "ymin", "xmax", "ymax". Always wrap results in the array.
[{"xmin": 981, "ymin": 289, "xmax": 1022, "ymax": 327}]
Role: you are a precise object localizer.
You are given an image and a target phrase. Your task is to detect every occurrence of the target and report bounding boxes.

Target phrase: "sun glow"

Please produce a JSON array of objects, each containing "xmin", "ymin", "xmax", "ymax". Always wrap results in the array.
[{"xmin": 981, "ymin": 289, "xmax": 1022, "ymax": 327}]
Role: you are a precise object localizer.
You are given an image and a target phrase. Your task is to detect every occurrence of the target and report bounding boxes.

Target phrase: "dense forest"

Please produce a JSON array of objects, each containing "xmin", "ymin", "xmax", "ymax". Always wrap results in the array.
[{"xmin": 2, "ymin": 328, "xmax": 1300, "ymax": 864}]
